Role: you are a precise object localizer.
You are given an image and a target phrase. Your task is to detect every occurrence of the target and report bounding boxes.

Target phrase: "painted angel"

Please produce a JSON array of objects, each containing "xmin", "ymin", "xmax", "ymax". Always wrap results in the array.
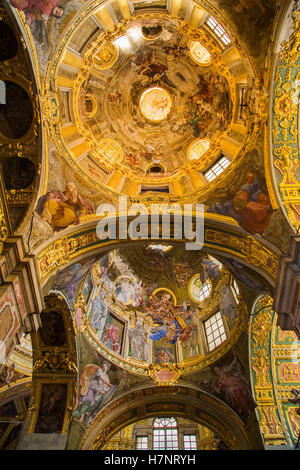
[{"xmin": 150, "ymin": 322, "xmax": 178, "ymax": 344}]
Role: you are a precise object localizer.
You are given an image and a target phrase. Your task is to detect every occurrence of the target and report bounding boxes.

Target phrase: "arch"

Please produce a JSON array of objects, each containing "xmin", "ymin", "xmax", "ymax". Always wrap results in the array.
[
  {"xmin": 34, "ymin": 215, "xmax": 280, "ymax": 291},
  {"xmin": 77, "ymin": 383, "xmax": 251, "ymax": 450}
]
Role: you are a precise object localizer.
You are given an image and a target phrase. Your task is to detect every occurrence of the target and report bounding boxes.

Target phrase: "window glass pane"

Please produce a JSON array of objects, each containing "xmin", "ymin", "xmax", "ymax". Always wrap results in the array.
[
  {"xmin": 206, "ymin": 16, "xmax": 231, "ymax": 46},
  {"xmin": 205, "ymin": 312, "xmax": 227, "ymax": 351},
  {"xmin": 184, "ymin": 435, "xmax": 197, "ymax": 450},
  {"xmin": 136, "ymin": 436, "xmax": 148, "ymax": 450},
  {"xmin": 153, "ymin": 417, "xmax": 178, "ymax": 450},
  {"xmin": 205, "ymin": 157, "xmax": 230, "ymax": 182}
]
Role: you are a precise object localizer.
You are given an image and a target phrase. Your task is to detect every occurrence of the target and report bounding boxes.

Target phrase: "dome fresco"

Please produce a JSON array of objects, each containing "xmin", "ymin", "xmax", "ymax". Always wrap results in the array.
[
  {"xmin": 68, "ymin": 245, "xmax": 245, "ymax": 373},
  {"xmin": 73, "ymin": 16, "xmax": 234, "ymax": 179},
  {"xmin": 37, "ymin": 2, "xmax": 262, "ymax": 204}
]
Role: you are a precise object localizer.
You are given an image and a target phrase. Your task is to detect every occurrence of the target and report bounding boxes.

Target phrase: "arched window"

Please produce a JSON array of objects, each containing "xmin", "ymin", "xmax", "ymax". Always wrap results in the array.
[
  {"xmin": 231, "ymin": 278, "xmax": 240, "ymax": 303},
  {"xmin": 189, "ymin": 275, "xmax": 212, "ymax": 304},
  {"xmin": 153, "ymin": 417, "xmax": 179, "ymax": 450}
]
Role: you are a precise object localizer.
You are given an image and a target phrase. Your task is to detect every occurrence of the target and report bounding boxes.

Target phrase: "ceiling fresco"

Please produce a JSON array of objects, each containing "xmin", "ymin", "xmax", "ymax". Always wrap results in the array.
[
  {"xmin": 4, "ymin": 0, "xmax": 291, "ymax": 258},
  {"xmin": 46, "ymin": 245, "xmax": 249, "ymax": 379},
  {"xmin": 1, "ymin": 0, "xmax": 299, "ymax": 452},
  {"xmin": 73, "ymin": 16, "xmax": 234, "ymax": 179},
  {"xmin": 6, "ymin": 0, "xmax": 263, "ymax": 209}
]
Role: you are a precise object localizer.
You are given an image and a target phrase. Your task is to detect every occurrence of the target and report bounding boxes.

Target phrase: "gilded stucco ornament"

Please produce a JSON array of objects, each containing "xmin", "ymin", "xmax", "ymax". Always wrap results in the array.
[
  {"xmin": 148, "ymin": 362, "xmax": 182, "ymax": 385},
  {"xmin": 272, "ymin": 13, "xmax": 300, "ymax": 229},
  {"xmin": 33, "ymin": 349, "xmax": 78, "ymax": 375},
  {"xmin": 250, "ymin": 296, "xmax": 288, "ymax": 447},
  {"xmin": 0, "ymin": 199, "xmax": 9, "ymax": 249},
  {"xmin": 279, "ymin": 15, "xmax": 300, "ymax": 66}
]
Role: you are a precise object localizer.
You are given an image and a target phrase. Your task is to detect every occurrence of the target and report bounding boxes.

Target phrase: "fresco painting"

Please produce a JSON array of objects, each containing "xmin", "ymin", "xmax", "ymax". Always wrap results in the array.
[
  {"xmin": 72, "ymin": 341, "xmax": 122, "ymax": 427},
  {"xmin": 82, "ymin": 272, "xmax": 93, "ymax": 303},
  {"xmin": 36, "ymin": 182, "xmax": 94, "ymax": 233},
  {"xmin": 196, "ymin": 354, "xmax": 257, "ymax": 423},
  {"xmin": 77, "ymin": 246, "xmax": 241, "ymax": 371},
  {"xmin": 128, "ymin": 324, "xmax": 148, "ymax": 361},
  {"xmin": 35, "ymin": 383, "xmax": 68, "ymax": 433},
  {"xmin": 153, "ymin": 341, "xmax": 176, "ymax": 364},
  {"xmin": 114, "ymin": 276, "xmax": 136, "ymax": 305},
  {"xmin": 73, "ymin": 361, "xmax": 118, "ymax": 425},
  {"xmin": 49, "ymin": 257, "xmax": 96, "ymax": 305},
  {"xmin": 0, "ymin": 364, "xmax": 26, "ymax": 388},
  {"xmin": 181, "ymin": 324, "xmax": 201, "ymax": 360},
  {"xmin": 89, "ymin": 291, "xmax": 108, "ymax": 339},
  {"xmin": 8, "ymin": 0, "xmax": 81, "ymax": 72},
  {"xmin": 208, "ymin": 173, "xmax": 273, "ymax": 235},
  {"xmin": 8, "ymin": 0, "xmax": 65, "ymax": 27},
  {"xmin": 100, "ymin": 312, "xmax": 124, "ymax": 355}
]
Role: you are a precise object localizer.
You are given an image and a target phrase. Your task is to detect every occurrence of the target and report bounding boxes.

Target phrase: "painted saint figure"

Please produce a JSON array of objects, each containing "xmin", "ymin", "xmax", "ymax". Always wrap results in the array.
[
  {"xmin": 101, "ymin": 322, "xmax": 121, "ymax": 354},
  {"xmin": 128, "ymin": 324, "xmax": 148, "ymax": 361},
  {"xmin": 208, "ymin": 173, "xmax": 273, "ymax": 234},
  {"xmin": 36, "ymin": 182, "xmax": 94, "ymax": 232},
  {"xmin": 213, "ymin": 355, "xmax": 256, "ymax": 422},
  {"xmin": 219, "ymin": 284, "xmax": 237, "ymax": 329},
  {"xmin": 73, "ymin": 362, "xmax": 117, "ymax": 424}
]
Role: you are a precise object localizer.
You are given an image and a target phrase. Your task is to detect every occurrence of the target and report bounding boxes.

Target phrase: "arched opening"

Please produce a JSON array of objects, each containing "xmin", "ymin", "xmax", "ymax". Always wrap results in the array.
[{"xmin": 76, "ymin": 384, "xmax": 252, "ymax": 450}]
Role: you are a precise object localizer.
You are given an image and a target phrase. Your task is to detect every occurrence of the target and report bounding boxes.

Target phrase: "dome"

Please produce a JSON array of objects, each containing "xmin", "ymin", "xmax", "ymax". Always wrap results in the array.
[{"xmin": 65, "ymin": 244, "xmax": 246, "ymax": 379}]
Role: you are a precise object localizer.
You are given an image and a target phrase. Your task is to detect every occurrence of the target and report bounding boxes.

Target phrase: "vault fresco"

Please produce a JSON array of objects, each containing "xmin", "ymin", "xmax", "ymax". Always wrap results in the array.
[
  {"xmin": 76, "ymin": 16, "xmax": 233, "ymax": 176},
  {"xmin": 48, "ymin": 244, "xmax": 250, "ymax": 387},
  {"xmin": 6, "ymin": 0, "xmax": 289, "ymax": 253}
]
